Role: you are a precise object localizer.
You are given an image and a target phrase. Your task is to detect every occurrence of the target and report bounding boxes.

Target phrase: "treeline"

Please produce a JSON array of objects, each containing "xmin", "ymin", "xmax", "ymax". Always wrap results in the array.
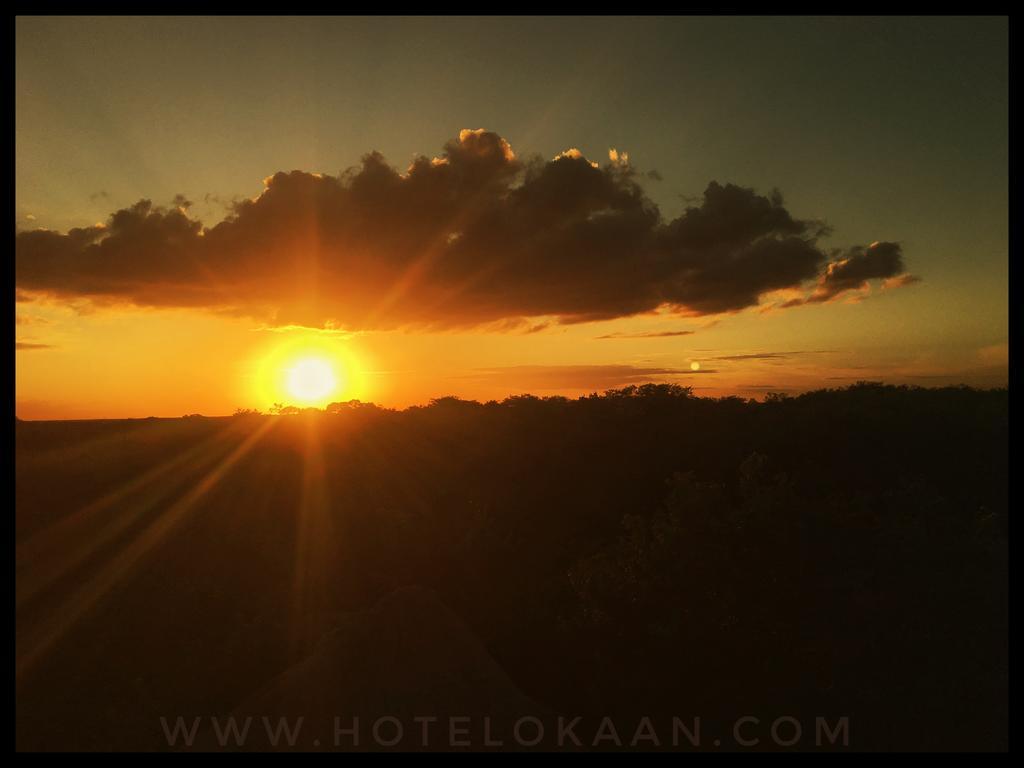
[{"xmin": 16, "ymin": 383, "xmax": 1008, "ymax": 750}]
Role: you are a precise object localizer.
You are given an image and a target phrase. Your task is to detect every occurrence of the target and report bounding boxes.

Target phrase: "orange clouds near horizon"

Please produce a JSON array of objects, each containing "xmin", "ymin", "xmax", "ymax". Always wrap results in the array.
[{"xmin": 16, "ymin": 130, "xmax": 1005, "ymax": 423}]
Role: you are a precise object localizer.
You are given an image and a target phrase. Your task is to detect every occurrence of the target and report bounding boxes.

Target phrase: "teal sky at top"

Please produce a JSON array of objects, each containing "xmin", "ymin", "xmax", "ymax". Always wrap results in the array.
[{"xmin": 16, "ymin": 16, "xmax": 1008, "ymax": 345}]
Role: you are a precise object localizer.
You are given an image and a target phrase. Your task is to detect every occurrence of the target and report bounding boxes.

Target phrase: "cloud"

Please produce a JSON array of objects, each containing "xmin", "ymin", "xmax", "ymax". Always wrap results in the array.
[
  {"xmin": 477, "ymin": 317, "xmax": 553, "ymax": 334},
  {"xmin": 881, "ymin": 273, "xmax": 923, "ymax": 291},
  {"xmin": 460, "ymin": 364, "xmax": 716, "ymax": 391},
  {"xmin": 16, "ymin": 342, "xmax": 54, "ymax": 351},
  {"xmin": 708, "ymin": 350, "xmax": 836, "ymax": 361},
  {"xmin": 522, "ymin": 322, "xmax": 550, "ymax": 334},
  {"xmin": 595, "ymin": 329, "xmax": 695, "ymax": 339},
  {"xmin": 806, "ymin": 241, "xmax": 916, "ymax": 303},
  {"xmin": 249, "ymin": 323, "xmax": 357, "ymax": 337},
  {"xmin": 16, "ymin": 314, "xmax": 51, "ymax": 326},
  {"xmin": 977, "ymin": 342, "xmax": 1008, "ymax": 366},
  {"xmin": 15, "ymin": 130, "xmax": 916, "ymax": 331}
]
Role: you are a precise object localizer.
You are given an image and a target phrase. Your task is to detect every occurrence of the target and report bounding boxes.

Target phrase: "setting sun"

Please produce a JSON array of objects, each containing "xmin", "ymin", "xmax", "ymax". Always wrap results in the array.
[
  {"xmin": 285, "ymin": 357, "xmax": 340, "ymax": 404},
  {"xmin": 250, "ymin": 338, "xmax": 367, "ymax": 411}
]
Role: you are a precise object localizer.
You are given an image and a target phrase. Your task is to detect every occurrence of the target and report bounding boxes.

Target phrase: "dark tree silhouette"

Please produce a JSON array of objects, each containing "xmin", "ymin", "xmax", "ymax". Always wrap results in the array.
[{"xmin": 15, "ymin": 384, "xmax": 1008, "ymax": 751}]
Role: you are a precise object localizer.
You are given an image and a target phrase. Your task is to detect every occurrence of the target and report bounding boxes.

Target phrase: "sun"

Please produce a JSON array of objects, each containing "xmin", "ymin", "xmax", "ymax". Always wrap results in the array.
[
  {"xmin": 250, "ymin": 338, "xmax": 367, "ymax": 411},
  {"xmin": 285, "ymin": 357, "xmax": 339, "ymax": 404}
]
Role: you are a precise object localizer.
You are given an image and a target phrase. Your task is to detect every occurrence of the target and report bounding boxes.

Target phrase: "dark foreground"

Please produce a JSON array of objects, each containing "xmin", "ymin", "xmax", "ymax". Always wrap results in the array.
[{"xmin": 15, "ymin": 384, "xmax": 1008, "ymax": 751}]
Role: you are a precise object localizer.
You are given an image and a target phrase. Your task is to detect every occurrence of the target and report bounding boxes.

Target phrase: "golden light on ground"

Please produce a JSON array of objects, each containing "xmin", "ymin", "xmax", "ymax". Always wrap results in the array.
[{"xmin": 250, "ymin": 336, "xmax": 367, "ymax": 411}]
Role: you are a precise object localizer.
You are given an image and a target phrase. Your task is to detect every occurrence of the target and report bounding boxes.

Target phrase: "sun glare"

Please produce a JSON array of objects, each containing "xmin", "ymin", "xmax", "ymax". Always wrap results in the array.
[
  {"xmin": 250, "ymin": 338, "xmax": 367, "ymax": 411},
  {"xmin": 285, "ymin": 357, "xmax": 339, "ymax": 403}
]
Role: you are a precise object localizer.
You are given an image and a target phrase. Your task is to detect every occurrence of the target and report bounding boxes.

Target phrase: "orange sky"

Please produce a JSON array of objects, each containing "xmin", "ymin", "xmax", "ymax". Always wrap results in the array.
[
  {"xmin": 15, "ymin": 292, "xmax": 1008, "ymax": 419},
  {"xmin": 15, "ymin": 18, "xmax": 1008, "ymax": 419}
]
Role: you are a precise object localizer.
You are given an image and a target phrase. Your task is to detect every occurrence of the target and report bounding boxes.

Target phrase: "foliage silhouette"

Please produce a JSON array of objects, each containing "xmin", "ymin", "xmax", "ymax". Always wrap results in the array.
[{"xmin": 15, "ymin": 383, "xmax": 1007, "ymax": 750}]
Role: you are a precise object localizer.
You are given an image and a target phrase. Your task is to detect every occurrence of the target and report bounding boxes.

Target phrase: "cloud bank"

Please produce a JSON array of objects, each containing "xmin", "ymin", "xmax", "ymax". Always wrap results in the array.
[
  {"xmin": 462, "ymin": 364, "xmax": 716, "ymax": 391},
  {"xmin": 595, "ymin": 329, "xmax": 695, "ymax": 339},
  {"xmin": 16, "ymin": 342, "xmax": 54, "ymax": 351},
  {"xmin": 15, "ymin": 129, "xmax": 918, "ymax": 330}
]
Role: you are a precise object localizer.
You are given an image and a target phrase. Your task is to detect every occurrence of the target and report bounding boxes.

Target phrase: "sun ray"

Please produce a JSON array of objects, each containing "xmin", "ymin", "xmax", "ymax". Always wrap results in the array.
[
  {"xmin": 16, "ymin": 420, "xmax": 253, "ymax": 608},
  {"xmin": 251, "ymin": 339, "xmax": 365, "ymax": 410},
  {"xmin": 16, "ymin": 417, "xmax": 278, "ymax": 681},
  {"xmin": 287, "ymin": 415, "xmax": 335, "ymax": 658}
]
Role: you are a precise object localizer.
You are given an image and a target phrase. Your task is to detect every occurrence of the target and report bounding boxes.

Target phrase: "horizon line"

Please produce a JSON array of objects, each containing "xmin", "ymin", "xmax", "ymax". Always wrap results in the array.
[{"xmin": 13, "ymin": 380, "xmax": 1009, "ymax": 422}]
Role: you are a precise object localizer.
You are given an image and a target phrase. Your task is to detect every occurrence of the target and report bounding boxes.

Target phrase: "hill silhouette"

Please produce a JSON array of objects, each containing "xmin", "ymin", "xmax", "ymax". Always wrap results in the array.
[{"xmin": 15, "ymin": 383, "xmax": 1008, "ymax": 751}]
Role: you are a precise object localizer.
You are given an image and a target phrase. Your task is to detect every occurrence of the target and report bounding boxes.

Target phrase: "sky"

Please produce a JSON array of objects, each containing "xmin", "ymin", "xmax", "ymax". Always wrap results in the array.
[{"xmin": 15, "ymin": 16, "xmax": 1008, "ymax": 418}]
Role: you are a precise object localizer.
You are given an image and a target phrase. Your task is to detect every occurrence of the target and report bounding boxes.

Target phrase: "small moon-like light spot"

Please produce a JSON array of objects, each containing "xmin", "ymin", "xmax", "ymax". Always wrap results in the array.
[{"xmin": 690, "ymin": 361, "xmax": 701, "ymax": 371}]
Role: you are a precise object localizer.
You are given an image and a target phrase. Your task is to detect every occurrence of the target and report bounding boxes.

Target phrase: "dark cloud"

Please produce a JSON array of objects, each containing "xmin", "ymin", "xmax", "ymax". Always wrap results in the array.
[
  {"xmin": 709, "ymin": 350, "xmax": 836, "ymax": 361},
  {"xmin": 777, "ymin": 297, "xmax": 807, "ymax": 309},
  {"xmin": 16, "ymin": 342, "xmax": 54, "ymax": 351},
  {"xmin": 481, "ymin": 317, "xmax": 553, "ymax": 334},
  {"xmin": 15, "ymin": 130, "xmax": 916, "ymax": 330},
  {"xmin": 461, "ymin": 364, "xmax": 716, "ymax": 391},
  {"xmin": 806, "ymin": 241, "xmax": 918, "ymax": 303},
  {"xmin": 596, "ymin": 329, "xmax": 695, "ymax": 339}
]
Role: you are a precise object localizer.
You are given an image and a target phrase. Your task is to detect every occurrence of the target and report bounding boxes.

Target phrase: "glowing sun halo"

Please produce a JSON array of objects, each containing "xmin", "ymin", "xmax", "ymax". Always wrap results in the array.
[
  {"xmin": 250, "ymin": 338, "xmax": 368, "ymax": 411},
  {"xmin": 284, "ymin": 356, "xmax": 339, "ymax": 404},
  {"xmin": 690, "ymin": 362, "xmax": 701, "ymax": 371}
]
